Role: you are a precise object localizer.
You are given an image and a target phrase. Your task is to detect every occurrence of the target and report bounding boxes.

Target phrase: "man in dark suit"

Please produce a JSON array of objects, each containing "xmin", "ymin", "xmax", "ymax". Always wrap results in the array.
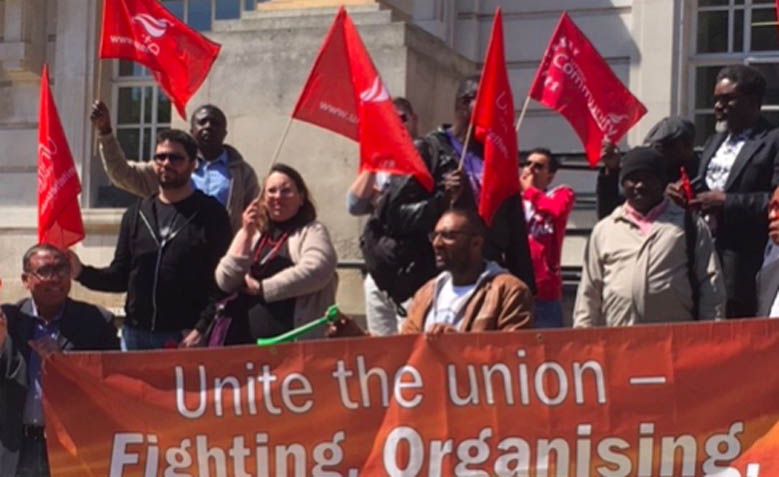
[
  {"xmin": 756, "ymin": 188, "xmax": 779, "ymax": 317},
  {"xmin": 691, "ymin": 64, "xmax": 779, "ymax": 318},
  {"xmin": 0, "ymin": 244, "xmax": 119, "ymax": 477}
]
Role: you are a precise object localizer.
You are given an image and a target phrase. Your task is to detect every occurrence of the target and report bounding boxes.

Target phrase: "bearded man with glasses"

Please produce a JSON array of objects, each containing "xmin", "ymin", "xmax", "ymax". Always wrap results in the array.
[
  {"xmin": 327, "ymin": 208, "xmax": 534, "ymax": 338},
  {"xmin": 68, "ymin": 129, "xmax": 232, "ymax": 350}
]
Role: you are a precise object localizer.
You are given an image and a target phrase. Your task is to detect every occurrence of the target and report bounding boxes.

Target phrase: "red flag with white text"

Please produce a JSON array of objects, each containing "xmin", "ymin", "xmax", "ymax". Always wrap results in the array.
[
  {"xmin": 292, "ymin": 8, "xmax": 433, "ymax": 191},
  {"xmin": 471, "ymin": 9, "xmax": 520, "ymax": 225},
  {"xmin": 528, "ymin": 12, "xmax": 646, "ymax": 166},
  {"xmin": 99, "ymin": 0, "xmax": 221, "ymax": 119},
  {"xmin": 38, "ymin": 64, "xmax": 84, "ymax": 250}
]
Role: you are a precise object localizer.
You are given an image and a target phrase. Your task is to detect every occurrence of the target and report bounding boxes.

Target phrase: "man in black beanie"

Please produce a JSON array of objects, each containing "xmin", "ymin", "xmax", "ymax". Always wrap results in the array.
[{"xmin": 573, "ymin": 147, "xmax": 726, "ymax": 327}]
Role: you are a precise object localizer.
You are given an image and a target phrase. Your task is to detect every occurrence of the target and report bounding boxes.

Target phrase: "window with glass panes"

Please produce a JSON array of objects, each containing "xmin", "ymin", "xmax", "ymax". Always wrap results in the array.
[
  {"xmin": 692, "ymin": 0, "xmax": 779, "ymax": 145},
  {"xmin": 102, "ymin": 0, "xmax": 261, "ymax": 205}
]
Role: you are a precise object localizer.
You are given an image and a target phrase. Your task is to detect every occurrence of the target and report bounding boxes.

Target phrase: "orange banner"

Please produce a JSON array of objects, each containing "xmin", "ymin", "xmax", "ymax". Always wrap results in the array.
[{"xmin": 43, "ymin": 319, "xmax": 779, "ymax": 476}]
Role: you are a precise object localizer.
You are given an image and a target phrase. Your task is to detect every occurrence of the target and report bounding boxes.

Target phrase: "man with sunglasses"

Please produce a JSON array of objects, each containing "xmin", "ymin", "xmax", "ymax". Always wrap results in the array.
[
  {"xmin": 327, "ymin": 208, "xmax": 534, "ymax": 337},
  {"xmin": 69, "ymin": 130, "xmax": 232, "ymax": 350},
  {"xmin": 90, "ymin": 100, "xmax": 259, "ymax": 232},
  {"xmin": 1, "ymin": 244, "xmax": 119, "ymax": 476},
  {"xmin": 520, "ymin": 148, "xmax": 574, "ymax": 328},
  {"xmin": 690, "ymin": 65, "xmax": 779, "ymax": 318}
]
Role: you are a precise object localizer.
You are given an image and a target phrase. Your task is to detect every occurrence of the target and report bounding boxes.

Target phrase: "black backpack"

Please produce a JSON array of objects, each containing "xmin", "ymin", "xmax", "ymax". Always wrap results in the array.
[{"xmin": 359, "ymin": 132, "xmax": 455, "ymax": 311}]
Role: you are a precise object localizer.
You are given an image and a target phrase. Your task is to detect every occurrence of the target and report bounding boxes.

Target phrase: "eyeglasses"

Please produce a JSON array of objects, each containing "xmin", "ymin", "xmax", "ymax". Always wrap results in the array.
[
  {"xmin": 153, "ymin": 152, "xmax": 187, "ymax": 164},
  {"xmin": 428, "ymin": 230, "xmax": 474, "ymax": 242},
  {"xmin": 27, "ymin": 263, "xmax": 69, "ymax": 280}
]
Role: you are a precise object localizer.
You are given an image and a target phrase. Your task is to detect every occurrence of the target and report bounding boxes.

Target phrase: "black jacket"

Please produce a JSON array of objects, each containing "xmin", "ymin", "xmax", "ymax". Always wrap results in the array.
[
  {"xmin": 697, "ymin": 117, "xmax": 779, "ymax": 317},
  {"xmin": 385, "ymin": 126, "xmax": 536, "ymax": 294},
  {"xmin": 0, "ymin": 298, "xmax": 118, "ymax": 475},
  {"xmin": 78, "ymin": 191, "xmax": 232, "ymax": 332},
  {"xmin": 756, "ymin": 258, "xmax": 779, "ymax": 317}
]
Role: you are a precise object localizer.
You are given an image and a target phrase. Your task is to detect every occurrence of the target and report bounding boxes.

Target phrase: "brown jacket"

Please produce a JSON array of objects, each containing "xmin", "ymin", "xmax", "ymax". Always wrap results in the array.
[
  {"xmin": 401, "ymin": 265, "xmax": 534, "ymax": 334},
  {"xmin": 98, "ymin": 133, "xmax": 260, "ymax": 232}
]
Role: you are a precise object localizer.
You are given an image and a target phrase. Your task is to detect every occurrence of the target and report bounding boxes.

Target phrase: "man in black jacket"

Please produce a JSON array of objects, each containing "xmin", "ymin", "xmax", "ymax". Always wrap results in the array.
[
  {"xmin": 376, "ymin": 75, "xmax": 535, "ymax": 296},
  {"xmin": 69, "ymin": 129, "xmax": 232, "ymax": 350},
  {"xmin": 1, "ymin": 244, "xmax": 119, "ymax": 476},
  {"xmin": 690, "ymin": 64, "xmax": 779, "ymax": 318}
]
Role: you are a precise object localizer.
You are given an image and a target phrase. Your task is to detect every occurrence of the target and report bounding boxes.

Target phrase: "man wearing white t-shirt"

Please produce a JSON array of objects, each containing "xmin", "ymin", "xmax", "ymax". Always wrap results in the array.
[
  {"xmin": 328, "ymin": 209, "xmax": 534, "ymax": 337},
  {"xmin": 691, "ymin": 64, "xmax": 779, "ymax": 318}
]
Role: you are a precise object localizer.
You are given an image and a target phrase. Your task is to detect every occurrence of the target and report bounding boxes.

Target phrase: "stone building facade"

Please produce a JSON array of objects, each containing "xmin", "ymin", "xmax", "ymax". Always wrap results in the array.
[{"xmin": 1, "ymin": 0, "xmax": 777, "ymax": 316}]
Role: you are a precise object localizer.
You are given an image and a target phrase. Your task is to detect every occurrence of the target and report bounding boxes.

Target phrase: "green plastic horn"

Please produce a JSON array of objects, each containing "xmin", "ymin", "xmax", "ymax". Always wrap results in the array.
[{"xmin": 256, "ymin": 305, "xmax": 340, "ymax": 346}]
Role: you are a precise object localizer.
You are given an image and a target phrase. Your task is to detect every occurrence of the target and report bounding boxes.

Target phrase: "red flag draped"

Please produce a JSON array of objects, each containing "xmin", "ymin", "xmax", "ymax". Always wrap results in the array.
[
  {"xmin": 528, "ymin": 12, "xmax": 647, "ymax": 166},
  {"xmin": 38, "ymin": 64, "xmax": 84, "ymax": 250},
  {"xmin": 292, "ymin": 8, "xmax": 433, "ymax": 192},
  {"xmin": 471, "ymin": 8, "xmax": 519, "ymax": 225},
  {"xmin": 98, "ymin": 0, "xmax": 221, "ymax": 119}
]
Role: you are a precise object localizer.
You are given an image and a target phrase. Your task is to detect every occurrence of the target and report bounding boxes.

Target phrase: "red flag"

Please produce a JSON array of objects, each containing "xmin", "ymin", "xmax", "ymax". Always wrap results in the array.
[
  {"xmin": 98, "ymin": 0, "xmax": 221, "ymax": 119},
  {"xmin": 38, "ymin": 64, "xmax": 84, "ymax": 250},
  {"xmin": 680, "ymin": 166, "xmax": 694, "ymax": 203},
  {"xmin": 292, "ymin": 8, "xmax": 433, "ymax": 192},
  {"xmin": 528, "ymin": 12, "xmax": 647, "ymax": 166},
  {"xmin": 471, "ymin": 9, "xmax": 519, "ymax": 225}
]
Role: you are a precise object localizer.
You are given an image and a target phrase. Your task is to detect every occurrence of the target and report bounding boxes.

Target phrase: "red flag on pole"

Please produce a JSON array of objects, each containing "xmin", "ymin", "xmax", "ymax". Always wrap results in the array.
[
  {"xmin": 38, "ymin": 64, "xmax": 85, "ymax": 250},
  {"xmin": 98, "ymin": 0, "xmax": 221, "ymax": 119},
  {"xmin": 471, "ymin": 8, "xmax": 519, "ymax": 225},
  {"xmin": 292, "ymin": 7, "xmax": 433, "ymax": 192},
  {"xmin": 528, "ymin": 12, "xmax": 647, "ymax": 166}
]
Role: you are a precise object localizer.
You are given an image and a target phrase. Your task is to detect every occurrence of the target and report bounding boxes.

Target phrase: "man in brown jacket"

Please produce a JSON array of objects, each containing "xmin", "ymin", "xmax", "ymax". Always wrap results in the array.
[
  {"xmin": 328, "ymin": 208, "xmax": 534, "ymax": 337},
  {"xmin": 90, "ymin": 100, "xmax": 259, "ymax": 232}
]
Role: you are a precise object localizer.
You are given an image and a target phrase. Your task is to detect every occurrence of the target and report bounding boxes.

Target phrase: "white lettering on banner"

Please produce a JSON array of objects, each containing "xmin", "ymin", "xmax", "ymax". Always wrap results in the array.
[
  {"xmin": 546, "ymin": 36, "xmax": 628, "ymax": 139},
  {"xmin": 39, "ymin": 167, "xmax": 77, "ymax": 216},
  {"xmin": 108, "ymin": 431, "xmax": 354, "ymax": 477},
  {"xmin": 108, "ymin": 35, "xmax": 160, "ymax": 57},
  {"xmin": 318, "ymin": 102, "xmax": 358, "ymax": 125}
]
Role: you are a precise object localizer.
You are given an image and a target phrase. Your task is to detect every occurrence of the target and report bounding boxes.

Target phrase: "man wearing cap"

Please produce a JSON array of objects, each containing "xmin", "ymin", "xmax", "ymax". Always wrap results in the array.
[
  {"xmin": 574, "ymin": 147, "xmax": 726, "ymax": 327},
  {"xmin": 597, "ymin": 116, "xmax": 698, "ymax": 219}
]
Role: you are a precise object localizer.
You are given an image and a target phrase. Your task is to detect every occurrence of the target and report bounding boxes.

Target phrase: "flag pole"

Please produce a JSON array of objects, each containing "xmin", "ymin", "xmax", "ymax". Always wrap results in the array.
[
  {"xmin": 514, "ymin": 96, "xmax": 531, "ymax": 133},
  {"xmin": 268, "ymin": 115, "xmax": 295, "ymax": 173},
  {"xmin": 91, "ymin": 59, "xmax": 104, "ymax": 157},
  {"xmin": 458, "ymin": 122, "xmax": 475, "ymax": 170}
]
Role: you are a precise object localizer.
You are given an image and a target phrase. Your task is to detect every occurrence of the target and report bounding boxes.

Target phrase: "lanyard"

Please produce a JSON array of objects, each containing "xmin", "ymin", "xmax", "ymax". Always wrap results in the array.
[{"xmin": 251, "ymin": 231, "xmax": 290, "ymax": 276}]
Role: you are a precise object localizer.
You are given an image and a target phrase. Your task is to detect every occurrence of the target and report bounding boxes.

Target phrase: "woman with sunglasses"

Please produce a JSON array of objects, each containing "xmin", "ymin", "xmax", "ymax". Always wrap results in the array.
[{"xmin": 213, "ymin": 163, "xmax": 337, "ymax": 344}]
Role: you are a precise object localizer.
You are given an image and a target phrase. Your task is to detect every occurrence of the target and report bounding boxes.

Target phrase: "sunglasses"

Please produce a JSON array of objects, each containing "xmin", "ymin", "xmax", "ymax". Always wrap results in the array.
[
  {"xmin": 153, "ymin": 152, "xmax": 187, "ymax": 164},
  {"xmin": 522, "ymin": 161, "xmax": 546, "ymax": 172}
]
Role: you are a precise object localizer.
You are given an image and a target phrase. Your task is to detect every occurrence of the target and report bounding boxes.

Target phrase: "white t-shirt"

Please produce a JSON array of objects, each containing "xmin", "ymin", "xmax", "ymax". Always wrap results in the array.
[
  {"xmin": 424, "ymin": 281, "xmax": 477, "ymax": 331},
  {"xmin": 705, "ymin": 132, "xmax": 749, "ymax": 191}
]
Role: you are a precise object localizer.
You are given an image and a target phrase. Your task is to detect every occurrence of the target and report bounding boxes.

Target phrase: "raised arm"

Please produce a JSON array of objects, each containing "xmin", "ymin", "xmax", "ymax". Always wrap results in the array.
[{"xmin": 91, "ymin": 100, "xmax": 158, "ymax": 198}]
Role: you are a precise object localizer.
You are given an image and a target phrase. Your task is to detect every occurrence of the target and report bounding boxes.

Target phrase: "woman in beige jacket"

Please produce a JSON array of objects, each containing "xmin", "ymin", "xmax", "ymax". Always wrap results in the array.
[{"xmin": 215, "ymin": 163, "xmax": 337, "ymax": 343}]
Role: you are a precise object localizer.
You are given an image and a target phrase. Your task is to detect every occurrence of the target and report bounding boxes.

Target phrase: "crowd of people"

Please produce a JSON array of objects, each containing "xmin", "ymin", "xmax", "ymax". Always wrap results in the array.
[{"xmin": 2, "ymin": 63, "xmax": 779, "ymax": 475}]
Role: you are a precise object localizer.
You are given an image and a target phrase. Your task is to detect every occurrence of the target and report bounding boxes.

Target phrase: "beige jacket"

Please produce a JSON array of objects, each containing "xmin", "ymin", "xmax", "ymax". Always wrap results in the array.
[
  {"xmin": 401, "ymin": 262, "xmax": 534, "ymax": 334},
  {"xmin": 98, "ymin": 133, "xmax": 260, "ymax": 232},
  {"xmin": 215, "ymin": 221, "xmax": 338, "ymax": 338},
  {"xmin": 573, "ymin": 201, "xmax": 726, "ymax": 327}
]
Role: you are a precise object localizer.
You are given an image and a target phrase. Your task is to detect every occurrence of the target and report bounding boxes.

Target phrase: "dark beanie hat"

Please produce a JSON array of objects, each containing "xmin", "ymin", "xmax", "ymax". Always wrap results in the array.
[{"xmin": 619, "ymin": 146, "xmax": 667, "ymax": 184}]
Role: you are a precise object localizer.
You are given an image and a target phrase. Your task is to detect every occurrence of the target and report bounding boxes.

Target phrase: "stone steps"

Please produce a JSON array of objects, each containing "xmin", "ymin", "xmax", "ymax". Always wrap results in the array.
[{"xmin": 214, "ymin": 4, "xmax": 394, "ymax": 33}]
